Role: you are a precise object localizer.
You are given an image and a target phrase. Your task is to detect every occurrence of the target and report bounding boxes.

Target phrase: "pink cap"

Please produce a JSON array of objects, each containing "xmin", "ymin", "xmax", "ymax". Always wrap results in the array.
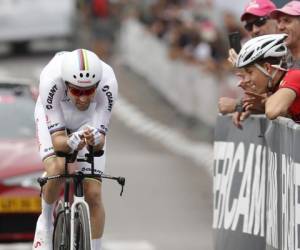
[
  {"xmin": 241, "ymin": 0, "xmax": 277, "ymax": 21},
  {"xmin": 270, "ymin": 1, "xmax": 300, "ymax": 19}
]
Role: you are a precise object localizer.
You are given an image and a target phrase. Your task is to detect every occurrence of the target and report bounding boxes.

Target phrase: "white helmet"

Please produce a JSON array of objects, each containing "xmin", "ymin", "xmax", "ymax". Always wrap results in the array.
[
  {"xmin": 235, "ymin": 34, "xmax": 288, "ymax": 68},
  {"xmin": 61, "ymin": 49, "xmax": 103, "ymax": 88}
]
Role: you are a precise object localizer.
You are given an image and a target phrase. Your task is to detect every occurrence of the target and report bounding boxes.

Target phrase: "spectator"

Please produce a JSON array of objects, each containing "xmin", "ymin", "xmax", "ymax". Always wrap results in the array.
[
  {"xmin": 236, "ymin": 33, "xmax": 300, "ymax": 123},
  {"xmin": 265, "ymin": 66, "xmax": 300, "ymax": 122},
  {"xmin": 240, "ymin": 0, "xmax": 277, "ymax": 37},
  {"xmin": 218, "ymin": 0, "xmax": 278, "ymax": 126},
  {"xmin": 141, "ymin": 0, "xmax": 223, "ymax": 70},
  {"xmin": 243, "ymin": 1, "xmax": 300, "ymax": 123},
  {"xmin": 270, "ymin": 1, "xmax": 300, "ymax": 68},
  {"xmin": 235, "ymin": 34, "xmax": 288, "ymax": 113}
]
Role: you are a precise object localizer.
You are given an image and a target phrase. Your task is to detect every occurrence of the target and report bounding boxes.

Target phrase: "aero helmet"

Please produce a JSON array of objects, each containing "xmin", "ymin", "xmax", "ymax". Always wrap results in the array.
[
  {"xmin": 61, "ymin": 49, "xmax": 103, "ymax": 88},
  {"xmin": 235, "ymin": 34, "xmax": 288, "ymax": 68}
]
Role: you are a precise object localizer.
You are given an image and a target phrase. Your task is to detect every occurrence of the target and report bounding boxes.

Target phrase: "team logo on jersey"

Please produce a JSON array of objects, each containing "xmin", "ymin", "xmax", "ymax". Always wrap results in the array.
[
  {"xmin": 44, "ymin": 146, "xmax": 54, "ymax": 153},
  {"xmin": 81, "ymin": 167, "xmax": 103, "ymax": 175},
  {"xmin": 46, "ymin": 84, "xmax": 58, "ymax": 109},
  {"xmin": 48, "ymin": 123, "xmax": 59, "ymax": 130},
  {"xmin": 102, "ymin": 85, "xmax": 113, "ymax": 112}
]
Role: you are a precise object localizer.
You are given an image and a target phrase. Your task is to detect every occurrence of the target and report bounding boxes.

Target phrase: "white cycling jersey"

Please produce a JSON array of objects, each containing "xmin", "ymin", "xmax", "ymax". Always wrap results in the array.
[
  {"xmin": 39, "ymin": 51, "xmax": 117, "ymax": 135},
  {"xmin": 34, "ymin": 51, "xmax": 118, "ymax": 172}
]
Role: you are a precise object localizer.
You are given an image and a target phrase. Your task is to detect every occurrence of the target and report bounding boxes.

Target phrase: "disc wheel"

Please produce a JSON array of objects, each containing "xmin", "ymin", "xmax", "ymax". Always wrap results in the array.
[
  {"xmin": 73, "ymin": 203, "xmax": 92, "ymax": 250},
  {"xmin": 53, "ymin": 202, "xmax": 70, "ymax": 250}
]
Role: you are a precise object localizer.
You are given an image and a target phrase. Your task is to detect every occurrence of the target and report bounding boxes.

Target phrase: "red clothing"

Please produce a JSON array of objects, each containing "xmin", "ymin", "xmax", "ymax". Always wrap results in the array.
[
  {"xmin": 92, "ymin": 0, "xmax": 109, "ymax": 18},
  {"xmin": 279, "ymin": 69, "xmax": 300, "ymax": 122}
]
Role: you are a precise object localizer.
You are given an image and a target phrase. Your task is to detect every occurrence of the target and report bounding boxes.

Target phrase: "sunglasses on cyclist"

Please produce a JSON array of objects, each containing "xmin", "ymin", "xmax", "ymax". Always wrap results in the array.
[
  {"xmin": 66, "ymin": 83, "xmax": 98, "ymax": 97},
  {"xmin": 244, "ymin": 16, "xmax": 269, "ymax": 32}
]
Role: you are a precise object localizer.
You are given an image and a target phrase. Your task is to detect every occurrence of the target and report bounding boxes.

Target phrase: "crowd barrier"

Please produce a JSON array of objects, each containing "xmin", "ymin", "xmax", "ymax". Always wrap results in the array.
[
  {"xmin": 119, "ymin": 18, "xmax": 237, "ymax": 127},
  {"xmin": 214, "ymin": 115, "xmax": 300, "ymax": 250}
]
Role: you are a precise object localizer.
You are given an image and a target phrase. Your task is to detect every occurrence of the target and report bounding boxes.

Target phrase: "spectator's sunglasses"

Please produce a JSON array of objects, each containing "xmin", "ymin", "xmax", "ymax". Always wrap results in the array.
[
  {"xmin": 66, "ymin": 82, "xmax": 99, "ymax": 97},
  {"xmin": 244, "ymin": 16, "xmax": 269, "ymax": 31}
]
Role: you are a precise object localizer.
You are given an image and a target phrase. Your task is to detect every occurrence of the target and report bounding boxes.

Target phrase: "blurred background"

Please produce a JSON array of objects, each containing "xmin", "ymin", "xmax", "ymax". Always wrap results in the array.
[{"xmin": 0, "ymin": 0, "xmax": 290, "ymax": 250}]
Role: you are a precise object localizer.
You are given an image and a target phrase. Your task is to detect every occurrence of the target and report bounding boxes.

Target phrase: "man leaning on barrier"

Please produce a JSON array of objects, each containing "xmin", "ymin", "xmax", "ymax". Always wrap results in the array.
[
  {"xmin": 218, "ymin": 0, "xmax": 278, "ymax": 127},
  {"xmin": 235, "ymin": 34, "xmax": 300, "ymax": 123}
]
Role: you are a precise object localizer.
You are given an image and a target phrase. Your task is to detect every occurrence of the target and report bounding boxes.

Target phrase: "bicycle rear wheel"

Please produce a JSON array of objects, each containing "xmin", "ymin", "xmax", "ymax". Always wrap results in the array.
[
  {"xmin": 53, "ymin": 202, "xmax": 70, "ymax": 250},
  {"xmin": 73, "ymin": 203, "xmax": 92, "ymax": 250}
]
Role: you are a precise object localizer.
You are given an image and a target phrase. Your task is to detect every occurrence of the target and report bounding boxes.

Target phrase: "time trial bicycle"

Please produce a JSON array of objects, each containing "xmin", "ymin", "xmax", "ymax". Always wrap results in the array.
[{"xmin": 37, "ymin": 147, "xmax": 125, "ymax": 250}]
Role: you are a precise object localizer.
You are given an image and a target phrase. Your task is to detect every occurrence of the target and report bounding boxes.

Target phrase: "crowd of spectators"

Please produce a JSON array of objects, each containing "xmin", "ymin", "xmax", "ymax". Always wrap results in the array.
[
  {"xmin": 76, "ymin": 0, "xmax": 250, "ymax": 73},
  {"xmin": 128, "ymin": 0, "xmax": 300, "ymax": 125},
  {"xmin": 218, "ymin": 0, "xmax": 300, "ymax": 126},
  {"xmin": 135, "ymin": 0, "xmax": 249, "ymax": 73},
  {"xmin": 77, "ymin": 0, "xmax": 300, "ymax": 125}
]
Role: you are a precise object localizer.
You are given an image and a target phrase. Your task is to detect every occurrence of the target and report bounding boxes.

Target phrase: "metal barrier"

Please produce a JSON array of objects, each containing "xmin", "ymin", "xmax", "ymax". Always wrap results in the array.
[
  {"xmin": 119, "ymin": 18, "xmax": 237, "ymax": 127},
  {"xmin": 214, "ymin": 114, "xmax": 300, "ymax": 250}
]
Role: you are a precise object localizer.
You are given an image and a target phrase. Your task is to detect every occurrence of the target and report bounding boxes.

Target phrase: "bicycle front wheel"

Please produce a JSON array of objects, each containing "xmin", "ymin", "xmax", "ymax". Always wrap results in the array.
[
  {"xmin": 73, "ymin": 203, "xmax": 92, "ymax": 250},
  {"xmin": 53, "ymin": 203, "xmax": 70, "ymax": 250}
]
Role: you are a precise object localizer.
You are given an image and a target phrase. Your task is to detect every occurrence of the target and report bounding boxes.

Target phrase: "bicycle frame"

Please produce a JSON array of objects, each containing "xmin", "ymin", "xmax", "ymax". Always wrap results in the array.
[
  {"xmin": 60, "ymin": 150, "xmax": 99, "ymax": 250},
  {"xmin": 37, "ymin": 148, "xmax": 125, "ymax": 250}
]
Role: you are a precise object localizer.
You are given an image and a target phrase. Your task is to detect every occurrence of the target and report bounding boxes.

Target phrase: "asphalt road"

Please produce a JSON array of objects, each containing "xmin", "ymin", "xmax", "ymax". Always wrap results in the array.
[{"xmin": 0, "ymin": 44, "xmax": 214, "ymax": 250}]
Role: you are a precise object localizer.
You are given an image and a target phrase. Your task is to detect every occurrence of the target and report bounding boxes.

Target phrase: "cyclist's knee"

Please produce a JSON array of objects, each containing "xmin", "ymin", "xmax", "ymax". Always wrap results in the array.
[
  {"xmin": 84, "ymin": 181, "xmax": 102, "ymax": 209},
  {"xmin": 44, "ymin": 156, "xmax": 65, "ymax": 175}
]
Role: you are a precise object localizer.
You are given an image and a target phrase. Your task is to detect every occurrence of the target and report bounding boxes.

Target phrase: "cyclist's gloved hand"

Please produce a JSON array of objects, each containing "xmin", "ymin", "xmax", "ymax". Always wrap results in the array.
[
  {"xmin": 67, "ymin": 131, "xmax": 85, "ymax": 152},
  {"xmin": 84, "ymin": 125, "xmax": 102, "ymax": 146}
]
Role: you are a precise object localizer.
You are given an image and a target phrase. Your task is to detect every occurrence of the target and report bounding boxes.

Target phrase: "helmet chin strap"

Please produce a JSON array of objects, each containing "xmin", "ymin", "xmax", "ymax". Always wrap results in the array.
[{"xmin": 254, "ymin": 63, "xmax": 279, "ymax": 91}]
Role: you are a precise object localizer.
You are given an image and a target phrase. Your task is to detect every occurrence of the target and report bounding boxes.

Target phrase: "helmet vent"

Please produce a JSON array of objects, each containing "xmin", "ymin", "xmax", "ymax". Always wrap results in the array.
[
  {"xmin": 244, "ymin": 51, "xmax": 254, "ymax": 62},
  {"xmin": 73, "ymin": 75, "xmax": 77, "ymax": 79},
  {"xmin": 235, "ymin": 34, "xmax": 288, "ymax": 68},
  {"xmin": 80, "ymin": 73, "xmax": 83, "ymax": 77},
  {"xmin": 276, "ymin": 45, "xmax": 285, "ymax": 52},
  {"xmin": 93, "ymin": 74, "xmax": 95, "ymax": 78},
  {"xmin": 86, "ymin": 73, "xmax": 90, "ymax": 77},
  {"xmin": 261, "ymin": 40, "xmax": 272, "ymax": 48}
]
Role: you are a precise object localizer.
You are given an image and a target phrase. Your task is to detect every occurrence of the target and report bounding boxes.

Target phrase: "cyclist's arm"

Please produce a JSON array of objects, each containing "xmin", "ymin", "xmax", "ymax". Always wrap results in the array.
[
  {"xmin": 39, "ymin": 55, "xmax": 67, "ymax": 133},
  {"xmin": 51, "ymin": 130, "xmax": 71, "ymax": 153},
  {"xmin": 94, "ymin": 65, "xmax": 118, "ymax": 135}
]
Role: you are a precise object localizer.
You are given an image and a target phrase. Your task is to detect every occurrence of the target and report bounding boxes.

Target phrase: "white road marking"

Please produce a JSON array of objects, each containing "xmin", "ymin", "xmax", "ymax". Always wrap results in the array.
[
  {"xmin": 0, "ymin": 240, "xmax": 155, "ymax": 250},
  {"xmin": 114, "ymin": 95, "xmax": 213, "ymax": 175},
  {"xmin": 103, "ymin": 240, "xmax": 155, "ymax": 250},
  {"xmin": 0, "ymin": 243, "xmax": 31, "ymax": 250}
]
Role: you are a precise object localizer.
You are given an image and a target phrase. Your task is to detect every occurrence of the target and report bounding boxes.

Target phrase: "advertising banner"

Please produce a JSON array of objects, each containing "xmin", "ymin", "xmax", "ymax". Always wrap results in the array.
[{"xmin": 213, "ymin": 115, "xmax": 300, "ymax": 250}]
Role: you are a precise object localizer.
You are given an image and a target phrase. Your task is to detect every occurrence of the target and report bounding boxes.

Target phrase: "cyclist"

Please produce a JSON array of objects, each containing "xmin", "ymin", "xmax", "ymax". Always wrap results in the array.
[
  {"xmin": 235, "ymin": 33, "xmax": 300, "ymax": 122},
  {"xmin": 33, "ymin": 49, "xmax": 118, "ymax": 250}
]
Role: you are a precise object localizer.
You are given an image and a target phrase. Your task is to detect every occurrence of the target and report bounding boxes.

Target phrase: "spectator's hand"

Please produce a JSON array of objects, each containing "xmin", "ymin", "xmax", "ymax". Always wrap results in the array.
[
  {"xmin": 218, "ymin": 97, "xmax": 237, "ymax": 114},
  {"xmin": 237, "ymin": 78, "xmax": 256, "ymax": 92},
  {"xmin": 228, "ymin": 48, "xmax": 238, "ymax": 66},
  {"xmin": 243, "ymin": 91, "xmax": 268, "ymax": 112},
  {"xmin": 232, "ymin": 111, "xmax": 251, "ymax": 129}
]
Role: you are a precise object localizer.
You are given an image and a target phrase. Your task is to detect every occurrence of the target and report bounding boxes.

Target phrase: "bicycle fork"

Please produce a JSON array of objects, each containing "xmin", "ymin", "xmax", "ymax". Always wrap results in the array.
[{"xmin": 70, "ymin": 196, "xmax": 92, "ymax": 250}]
